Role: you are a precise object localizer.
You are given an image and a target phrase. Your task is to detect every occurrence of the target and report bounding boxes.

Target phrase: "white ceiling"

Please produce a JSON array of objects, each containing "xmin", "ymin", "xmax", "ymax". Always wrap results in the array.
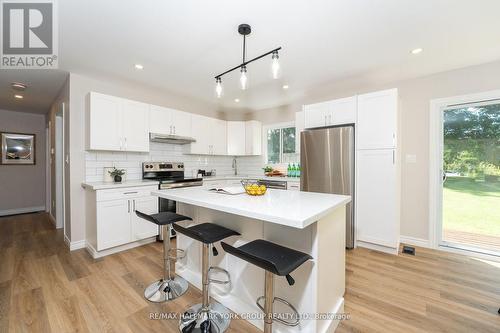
[{"xmin": 4, "ymin": 0, "xmax": 500, "ymax": 114}]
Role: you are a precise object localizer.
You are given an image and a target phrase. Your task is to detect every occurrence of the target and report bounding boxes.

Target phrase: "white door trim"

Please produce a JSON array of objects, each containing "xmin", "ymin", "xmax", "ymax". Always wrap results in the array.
[{"xmin": 429, "ymin": 89, "xmax": 500, "ymax": 249}]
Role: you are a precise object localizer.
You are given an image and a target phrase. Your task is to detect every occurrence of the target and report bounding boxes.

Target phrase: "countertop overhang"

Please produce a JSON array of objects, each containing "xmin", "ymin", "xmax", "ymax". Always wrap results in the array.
[{"xmin": 152, "ymin": 187, "xmax": 350, "ymax": 229}]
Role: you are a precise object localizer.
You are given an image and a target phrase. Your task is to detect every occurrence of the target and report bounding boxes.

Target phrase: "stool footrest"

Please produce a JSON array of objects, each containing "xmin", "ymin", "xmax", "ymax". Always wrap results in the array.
[
  {"xmin": 168, "ymin": 248, "xmax": 186, "ymax": 260},
  {"xmin": 208, "ymin": 266, "xmax": 231, "ymax": 285},
  {"xmin": 256, "ymin": 296, "xmax": 300, "ymax": 327}
]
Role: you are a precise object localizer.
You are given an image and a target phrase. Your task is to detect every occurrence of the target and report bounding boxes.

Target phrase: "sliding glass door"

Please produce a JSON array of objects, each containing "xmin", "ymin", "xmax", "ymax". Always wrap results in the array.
[{"xmin": 440, "ymin": 101, "xmax": 500, "ymax": 255}]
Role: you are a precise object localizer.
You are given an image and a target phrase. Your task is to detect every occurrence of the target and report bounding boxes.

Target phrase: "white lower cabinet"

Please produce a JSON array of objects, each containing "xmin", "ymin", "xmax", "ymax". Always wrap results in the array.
[
  {"xmin": 86, "ymin": 185, "xmax": 159, "ymax": 255},
  {"xmin": 131, "ymin": 196, "xmax": 159, "ymax": 240},
  {"xmin": 356, "ymin": 149, "xmax": 399, "ymax": 251},
  {"xmin": 96, "ymin": 199, "xmax": 132, "ymax": 250}
]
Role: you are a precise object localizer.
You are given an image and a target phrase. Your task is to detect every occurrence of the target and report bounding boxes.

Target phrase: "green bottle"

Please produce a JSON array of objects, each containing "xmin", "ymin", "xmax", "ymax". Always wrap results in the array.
[
  {"xmin": 297, "ymin": 164, "xmax": 301, "ymax": 178},
  {"xmin": 287, "ymin": 163, "xmax": 291, "ymax": 177},
  {"xmin": 291, "ymin": 163, "xmax": 296, "ymax": 177}
]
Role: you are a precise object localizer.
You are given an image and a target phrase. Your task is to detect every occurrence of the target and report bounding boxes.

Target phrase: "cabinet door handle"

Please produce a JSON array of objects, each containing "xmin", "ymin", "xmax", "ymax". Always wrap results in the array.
[
  {"xmin": 133, "ymin": 200, "xmax": 136, "ymax": 211},
  {"xmin": 392, "ymin": 150, "xmax": 395, "ymax": 164},
  {"xmin": 119, "ymin": 139, "xmax": 123, "ymax": 150},
  {"xmin": 124, "ymin": 137, "xmax": 127, "ymax": 150},
  {"xmin": 124, "ymin": 191, "xmax": 138, "ymax": 195},
  {"xmin": 169, "ymin": 125, "xmax": 172, "ymax": 134},
  {"xmin": 128, "ymin": 200, "xmax": 130, "ymax": 213}
]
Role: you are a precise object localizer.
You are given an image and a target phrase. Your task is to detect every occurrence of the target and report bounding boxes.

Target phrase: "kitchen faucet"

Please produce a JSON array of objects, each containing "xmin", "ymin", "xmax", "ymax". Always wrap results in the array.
[{"xmin": 232, "ymin": 157, "xmax": 237, "ymax": 176}]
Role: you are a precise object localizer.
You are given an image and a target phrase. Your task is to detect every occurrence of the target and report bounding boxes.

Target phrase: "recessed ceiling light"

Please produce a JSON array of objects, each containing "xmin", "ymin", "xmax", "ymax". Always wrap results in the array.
[
  {"xmin": 134, "ymin": 64, "xmax": 144, "ymax": 70},
  {"xmin": 11, "ymin": 82, "xmax": 27, "ymax": 91},
  {"xmin": 282, "ymin": 84, "xmax": 289, "ymax": 90},
  {"xmin": 234, "ymin": 98, "xmax": 240, "ymax": 103},
  {"xmin": 14, "ymin": 94, "xmax": 23, "ymax": 99},
  {"xmin": 411, "ymin": 48, "xmax": 423, "ymax": 55}
]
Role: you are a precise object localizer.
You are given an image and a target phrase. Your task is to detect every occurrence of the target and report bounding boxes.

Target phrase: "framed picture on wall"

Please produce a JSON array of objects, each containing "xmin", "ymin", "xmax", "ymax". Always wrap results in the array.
[{"xmin": 1, "ymin": 132, "xmax": 36, "ymax": 165}]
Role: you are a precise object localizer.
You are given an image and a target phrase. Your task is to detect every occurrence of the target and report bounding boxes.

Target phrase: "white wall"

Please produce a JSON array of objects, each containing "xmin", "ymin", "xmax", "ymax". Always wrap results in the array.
[
  {"xmin": 248, "ymin": 60, "xmax": 500, "ymax": 241},
  {"xmin": 0, "ymin": 109, "xmax": 47, "ymax": 215}
]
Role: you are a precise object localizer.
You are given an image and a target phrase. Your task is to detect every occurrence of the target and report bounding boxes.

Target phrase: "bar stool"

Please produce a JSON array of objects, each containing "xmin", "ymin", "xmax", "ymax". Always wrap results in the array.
[
  {"xmin": 173, "ymin": 222, "xmax": 240, "ymax": 333},
  {"xmin": 135, "ymin": 211, "xmax": 191, "ymax": 302},
  {"xmin": 221, "ymin": 239, "xmax": 312, "ymax": 333}
]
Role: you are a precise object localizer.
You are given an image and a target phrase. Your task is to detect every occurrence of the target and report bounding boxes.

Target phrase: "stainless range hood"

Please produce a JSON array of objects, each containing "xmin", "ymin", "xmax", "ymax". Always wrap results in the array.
[{"xmin": 149, "ymin": 133, "xmax": 196, "ymax": 144}]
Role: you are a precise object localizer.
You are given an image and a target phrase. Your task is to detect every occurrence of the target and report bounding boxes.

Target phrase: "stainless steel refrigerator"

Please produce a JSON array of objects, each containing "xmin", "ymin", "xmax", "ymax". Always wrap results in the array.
[{"xmin": 301, "ymin": 125, "xmax": 355, "ymax": 248}]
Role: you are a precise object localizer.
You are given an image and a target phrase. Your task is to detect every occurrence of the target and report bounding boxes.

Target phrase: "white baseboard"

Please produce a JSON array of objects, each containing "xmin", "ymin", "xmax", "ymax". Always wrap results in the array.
[
  {"xmin": 0, "ymin": 206, "xmax": 46, "ymax": 217},
  {"xmin": 356, "ymin": 240, "xmax": 399, "ymax": 255},
  {"xmin": 400, "ymin": 235, "xmax": 431, "ymax": 248},
  {"xmin": 48, "ymin": 213, "xmax": 56, "ymax": 226},
  {"xmin": 69, "ymin": 239, "xmax": 86, "ymax": 251},
  {"xmin": 85, "ymin": 237, "xmax": 157, "ymax": 259}
]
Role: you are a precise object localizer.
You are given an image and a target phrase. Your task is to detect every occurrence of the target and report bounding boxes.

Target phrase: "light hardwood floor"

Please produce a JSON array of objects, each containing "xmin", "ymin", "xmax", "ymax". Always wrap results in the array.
[{"xmin": 0, "ymin": 212, "xmax": 499, "ymax": 332}]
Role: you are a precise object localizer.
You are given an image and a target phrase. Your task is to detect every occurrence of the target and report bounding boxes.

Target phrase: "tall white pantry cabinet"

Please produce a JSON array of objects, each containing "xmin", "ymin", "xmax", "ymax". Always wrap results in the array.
[{"xmin": 302, "ymin": 88, "xmax": 400, "ymax": 254}]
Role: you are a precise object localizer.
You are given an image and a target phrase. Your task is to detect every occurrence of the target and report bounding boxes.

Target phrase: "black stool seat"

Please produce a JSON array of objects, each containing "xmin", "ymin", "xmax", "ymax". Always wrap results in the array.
[
  {"xmin": 135, "ymin": 211, "xmax": 192, "ymax": 225},
  {"xmin": 221, "ymin": 239, "xmax": 312, "ymax": 277},
  {"xmin": 173, "ymin": 223, "xmax": 240, "ymax": 244}
]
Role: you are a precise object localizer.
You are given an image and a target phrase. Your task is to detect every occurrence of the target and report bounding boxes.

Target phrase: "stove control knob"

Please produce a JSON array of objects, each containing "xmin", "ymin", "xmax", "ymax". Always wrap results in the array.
[{"xmin": 179, "ymin": 164, "xmax": 184, "ymax": 168}]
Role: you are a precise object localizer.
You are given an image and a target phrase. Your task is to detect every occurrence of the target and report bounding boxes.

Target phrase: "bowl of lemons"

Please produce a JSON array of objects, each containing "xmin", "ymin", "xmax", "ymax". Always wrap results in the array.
[{"xmin": 241, "ymin": 180, "xmax": 267, "ymax": 196}]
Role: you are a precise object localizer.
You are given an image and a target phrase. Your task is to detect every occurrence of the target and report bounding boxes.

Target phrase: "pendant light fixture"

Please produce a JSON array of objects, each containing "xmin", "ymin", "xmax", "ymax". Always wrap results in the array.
[{"xmin": 214, "ymin": 24, "xmax": 281, "ymax": 96}]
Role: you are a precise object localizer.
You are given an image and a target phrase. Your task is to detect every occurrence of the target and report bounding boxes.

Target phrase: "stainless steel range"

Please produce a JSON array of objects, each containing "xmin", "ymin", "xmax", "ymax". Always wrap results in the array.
[{"xmin": 142, "ymin": 162, "xmax": 202, "ymax": 240}]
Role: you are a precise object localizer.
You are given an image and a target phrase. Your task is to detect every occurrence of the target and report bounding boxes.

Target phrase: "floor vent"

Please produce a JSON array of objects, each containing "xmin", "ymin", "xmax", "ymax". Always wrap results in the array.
[{"xmin": 402, "ymin": 245, "xmax": 416, "ymax": 255}]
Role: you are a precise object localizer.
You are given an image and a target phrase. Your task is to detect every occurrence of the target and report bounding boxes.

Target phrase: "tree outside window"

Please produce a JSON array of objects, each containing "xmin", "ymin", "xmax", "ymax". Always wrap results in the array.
[{"xmin": 266, "ymin": 126, "xmax": 297, "ymax": 164}]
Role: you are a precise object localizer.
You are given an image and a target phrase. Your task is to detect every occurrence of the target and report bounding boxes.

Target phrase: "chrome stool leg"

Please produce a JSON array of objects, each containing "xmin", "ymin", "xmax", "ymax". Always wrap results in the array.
[
  {"xmin": 256, "ymin": 271, "xmax": 300, "ymax": 332},
  {"xmin": 144, "ymin": 224, "xmax": 188, "ymax": 302},
  {"xmin": 179, "ymin": 243, "xmax": 231, "ymax": 333}
]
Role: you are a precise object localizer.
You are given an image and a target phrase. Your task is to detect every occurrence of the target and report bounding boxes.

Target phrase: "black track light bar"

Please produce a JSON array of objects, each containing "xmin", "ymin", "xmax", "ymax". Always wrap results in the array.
[{"xmin": 214, "ymin": 47, "xmax": 282, "ymax": 79}]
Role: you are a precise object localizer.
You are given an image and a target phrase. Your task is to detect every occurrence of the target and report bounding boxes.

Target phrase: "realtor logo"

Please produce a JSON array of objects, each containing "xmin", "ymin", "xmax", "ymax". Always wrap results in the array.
[{"xmin": 1, "ymin": 0, "xmax": 58, "ymax": 68}]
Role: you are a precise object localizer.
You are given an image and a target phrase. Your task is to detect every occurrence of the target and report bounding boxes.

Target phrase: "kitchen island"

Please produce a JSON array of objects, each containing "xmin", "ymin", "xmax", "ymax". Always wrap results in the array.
[{"xmin": 152, "ymin": 187, "xmax": 350, "ymax": 333}]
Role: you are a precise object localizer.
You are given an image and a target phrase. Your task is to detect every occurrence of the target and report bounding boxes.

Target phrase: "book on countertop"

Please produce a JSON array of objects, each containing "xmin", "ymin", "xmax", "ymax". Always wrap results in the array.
[{"xmin": 208, "ymin": 186, "xmax": 246, "ymax": 195}]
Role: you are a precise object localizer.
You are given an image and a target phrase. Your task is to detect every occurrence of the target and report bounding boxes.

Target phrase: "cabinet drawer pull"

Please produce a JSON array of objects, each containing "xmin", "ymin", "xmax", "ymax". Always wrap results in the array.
[
  {"xmin": 123, "ymin": 191, "xmax": 138, "ymax": 195},
  {"xmin": 128, "ymin": 200, "xmax": 130, "ymax": 213}
]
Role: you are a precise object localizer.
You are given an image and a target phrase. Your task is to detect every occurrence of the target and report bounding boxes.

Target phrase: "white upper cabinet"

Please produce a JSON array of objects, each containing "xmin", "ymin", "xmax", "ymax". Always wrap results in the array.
[
  {"xmin": 227, "ymin": 120, "xmax": 262, "ymax": 156},
  {"xmin": 357, "ymin": 88, "xmax": 398, "ymax": 150},
  {"xmin": 190, "ymin": 114, "xmax": 226, "ymax": 155},
  {"xmin": 87, "ymin": 92, "xmax": 123, "ymax": 151},
  {"xmin": 227, "ymin": 121, "xmax": 246, "ymax": 156},
  {"xmin": 149, "ymin": 105, "xmax": 172, "ymax": 135},
  {"xmin": 304, "ymin": 100, "xmax": 330, "ymax": 128},
  {"xmin": 87, "ymin": 92, "xmax": 149, "ymax": 152},
  {"xmin": 150, "ymin": 105, "xmax": 192, "ymax": 137},
  {"xmin": 304, "ymin": 96, "xmax": 356, "ymax": 129},
  {"xmin": 121, "ymin": 99, "xmax": 150, "ymax": 152},
  {"xmin": 245, "ymin": 120, "xmax": 262, "ymax": 155},
  {"xmin": 190, "ymin": 114, "xmax": 211, "ymax": 154},
  {"xmin": 212, "ymin": 118, "xmax": 227, "ymax": 155},
  {"xmin": 330, "ymin": 96, "xmax": 357, "ymax": 125},
  {"xmin": 171, "ymin": 110, "xmax": 192, "ymax": 137}
]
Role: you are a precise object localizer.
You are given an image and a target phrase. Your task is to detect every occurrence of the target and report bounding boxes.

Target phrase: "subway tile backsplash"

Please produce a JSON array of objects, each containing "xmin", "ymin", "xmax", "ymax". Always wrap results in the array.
[{"xmin": 84, "ymin": 142, "xmax": 264, "ymax": 182}]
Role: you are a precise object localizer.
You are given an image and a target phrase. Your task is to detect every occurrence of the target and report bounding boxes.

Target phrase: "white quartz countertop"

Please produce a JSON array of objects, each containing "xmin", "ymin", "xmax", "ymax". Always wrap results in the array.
[
  {"xmin": 152, "ymin": 187, "xmax": 350, "ymax": 229},
  {"xmin": 203, "ymin": 175, "xmax": 301, "ymax": 182},
  {"xmin": 81, "ymin": 180, "xmax": 159, "ymax": 190}
]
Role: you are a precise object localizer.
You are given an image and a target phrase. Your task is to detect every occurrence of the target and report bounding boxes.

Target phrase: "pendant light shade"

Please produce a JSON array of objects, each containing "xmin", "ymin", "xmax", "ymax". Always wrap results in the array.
[
  {"xmin": 215, "ymin": 77, "xmax": 223, "ymax": 98},
  {"xmin": 240, "ymin": 66, "xmax": 248, "ymax": 90},
  {"xmin": 271, "ymin": 51, "xmax": 280, "ymax": 79}
]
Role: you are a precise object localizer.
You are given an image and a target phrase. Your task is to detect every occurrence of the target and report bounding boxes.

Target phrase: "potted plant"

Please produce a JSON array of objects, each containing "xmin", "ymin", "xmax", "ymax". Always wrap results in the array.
[{"xmin": 108, "ymin": 167, "xmax": 126, "ymax": 183}]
